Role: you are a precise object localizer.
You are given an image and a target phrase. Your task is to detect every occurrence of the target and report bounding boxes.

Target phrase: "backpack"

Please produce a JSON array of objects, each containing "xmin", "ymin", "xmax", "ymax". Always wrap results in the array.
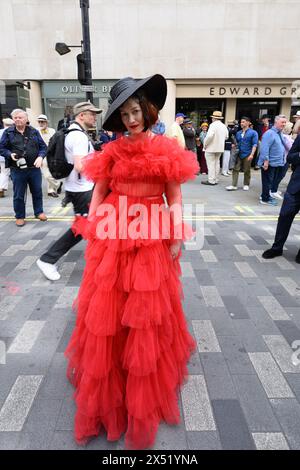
[{"xmin": 46, "ymin": 128, "xmax": 84, "ymax": 179}]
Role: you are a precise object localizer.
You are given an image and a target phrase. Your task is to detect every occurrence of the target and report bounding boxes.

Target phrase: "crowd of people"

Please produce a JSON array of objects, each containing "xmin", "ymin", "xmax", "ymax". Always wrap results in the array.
[
  {"xmin": 167, "ymin": 110, "xmax": 299, "ymax": 207},
  {"xmin": 0, "ymin": 74, "xmax": 300, "ymax": 450}
]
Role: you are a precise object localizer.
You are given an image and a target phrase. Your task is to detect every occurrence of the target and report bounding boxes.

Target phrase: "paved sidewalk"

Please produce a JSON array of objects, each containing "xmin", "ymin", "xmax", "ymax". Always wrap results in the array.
[{"xmin": 0, "ymin": 171, "xmax": 300, "ymax": 450}]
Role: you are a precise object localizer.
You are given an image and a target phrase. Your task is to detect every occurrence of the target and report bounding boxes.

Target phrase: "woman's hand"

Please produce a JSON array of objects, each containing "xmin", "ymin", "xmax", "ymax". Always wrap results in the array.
[{"xmin": 170, "ymin": 242, "xmax": 181, "ymax": 260}]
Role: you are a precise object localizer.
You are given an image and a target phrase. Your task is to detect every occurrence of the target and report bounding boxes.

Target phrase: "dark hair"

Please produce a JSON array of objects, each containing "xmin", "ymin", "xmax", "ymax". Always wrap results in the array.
[
  {"xmin": 108, "ymin": 90, "xmax": 159, "ymax": 132},
  {"xmin": 240, "ymin": 116, "xmax": 251, "ymax": 122}
]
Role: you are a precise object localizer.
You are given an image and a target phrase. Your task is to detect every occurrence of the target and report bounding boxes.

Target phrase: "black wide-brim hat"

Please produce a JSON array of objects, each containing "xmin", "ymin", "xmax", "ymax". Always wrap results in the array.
[{"xmin": 103, "ymin": 74, "xmax": 167, "ymax": 131}]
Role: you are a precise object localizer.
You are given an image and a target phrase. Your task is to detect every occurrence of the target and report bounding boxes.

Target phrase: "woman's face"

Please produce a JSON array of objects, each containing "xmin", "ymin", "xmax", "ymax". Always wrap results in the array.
[{"xmin": 120, "ymin": 98, "xmax": 145, "ymax": 135}]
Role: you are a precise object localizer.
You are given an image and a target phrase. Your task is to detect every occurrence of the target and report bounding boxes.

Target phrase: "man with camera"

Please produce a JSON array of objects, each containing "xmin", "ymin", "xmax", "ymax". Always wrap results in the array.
[{"xmin": 0, "ymin": 109, "xmax": 48, "ymax": 227}]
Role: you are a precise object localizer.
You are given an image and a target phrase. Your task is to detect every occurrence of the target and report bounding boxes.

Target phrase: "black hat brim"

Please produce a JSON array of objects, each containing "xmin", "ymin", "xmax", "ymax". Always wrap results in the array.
[{"xmin": 103, "ymin": 74, "xmax": 167, "ymax": 131}]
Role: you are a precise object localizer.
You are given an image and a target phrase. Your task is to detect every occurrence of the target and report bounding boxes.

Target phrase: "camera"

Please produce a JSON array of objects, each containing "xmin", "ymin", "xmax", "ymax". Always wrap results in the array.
[
  {"xmin": 93, "ymin": 140, "xmax": 103, "ymax": 151},
  {"xmin": 15, "ymin": 156, "xmax": 28, "ymax": 169}
]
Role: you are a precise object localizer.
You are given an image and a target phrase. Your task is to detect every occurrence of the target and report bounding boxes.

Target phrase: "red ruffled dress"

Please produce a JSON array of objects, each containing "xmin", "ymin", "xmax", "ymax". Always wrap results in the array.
[{"xmin": 65, "ymin": 133, "xmax": 200, "ymax": 449}]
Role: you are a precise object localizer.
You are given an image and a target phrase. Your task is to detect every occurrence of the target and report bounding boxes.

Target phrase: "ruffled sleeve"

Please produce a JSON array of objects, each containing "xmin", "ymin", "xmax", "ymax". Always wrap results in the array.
[
  {"xmin": 160, "ymin": 136, "xmax": 199, "ymax": 183},
  {"xmin": 82, "ymin": 144, "xmax": 114, "ymax": 183}
]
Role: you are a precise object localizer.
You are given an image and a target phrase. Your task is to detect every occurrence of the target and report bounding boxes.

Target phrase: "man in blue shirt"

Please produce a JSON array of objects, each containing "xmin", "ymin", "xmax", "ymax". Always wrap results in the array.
[
  {"xmin": 226, "ymin": 117, "xmax": 258, "ymax": 191},
  {"xmin": 258, "ymin": 115, "xmax": 287, "ymax": 205}
]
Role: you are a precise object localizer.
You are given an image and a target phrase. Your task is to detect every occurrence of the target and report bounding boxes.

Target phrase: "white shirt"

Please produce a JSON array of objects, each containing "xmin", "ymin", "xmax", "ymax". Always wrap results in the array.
[
  {"xmin": 64, "ymin": 123, "xmax": 94, "ymax": 192},
  {"xmin": 37, "ymin": 126, "xmax": 55, "ymax": 146},
  {"xmin": 0, "ymin": 128, "xmax": 5, "ymax": 162}
]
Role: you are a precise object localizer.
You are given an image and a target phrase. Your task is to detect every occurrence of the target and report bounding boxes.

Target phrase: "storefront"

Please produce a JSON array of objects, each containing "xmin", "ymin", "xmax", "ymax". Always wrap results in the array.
[
  {"xmin": 41, "ymin": 80, "xmax": 117, "ymax": 130},
  {"xmin": 175, "ymin": 80, "xmax": 300, "ymax": 127}
]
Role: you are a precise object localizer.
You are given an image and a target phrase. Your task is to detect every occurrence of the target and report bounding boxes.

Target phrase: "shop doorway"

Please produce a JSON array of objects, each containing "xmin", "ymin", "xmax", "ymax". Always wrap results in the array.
[
  {"xmin": 236, "ymin": 99, "xmax": 281, "ymax": 130},
  {"xmin": 176, "ymin": 98, "xmax": 226, "ymax": 127}
]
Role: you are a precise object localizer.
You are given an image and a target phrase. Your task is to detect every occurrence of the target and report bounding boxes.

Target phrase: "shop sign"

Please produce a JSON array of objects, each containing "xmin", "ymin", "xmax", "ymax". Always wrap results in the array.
[
  {"xmin": 209, "ymin": 85, "xmax": 299, "ymax": 97},
  {"xmin": 61, "ymin": 85, "xmax": 112, "ymax": 94}
]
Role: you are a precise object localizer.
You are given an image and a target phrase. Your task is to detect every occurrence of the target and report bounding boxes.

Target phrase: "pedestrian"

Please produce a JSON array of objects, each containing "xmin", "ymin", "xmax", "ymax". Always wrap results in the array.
[
  {"xmin": 99, "ymin": 129, "xmax": 116, "ymax": 144},
  {"xmin": 226, "ymin": 116, "xmax": 258, "ymax": 191},
  {"xmin": 202, "ymin": 111, "xmax": 228, "ymax": 185},
  {"xmin": 257, "ymin": 115, "xmax": 287, "ymax": 205},
  {"xmin": 222, "ymin": 121, "xmax": 236, "ymax": 176},
  {"xmin": 196, "ymin": 122, "xmax": 208, "ymax": 174},
  {"xmin": 269, "ymin": 122, "xmax": 294, "ymax": 200},
  {"xmin": 0, "ymin": 109, "xmax": 48, "ymax": 227},
  {"xmin": 36, "ymin": 101, "xmax": 102, "ymax": 281},
  {"xmin": 292, "ymin": 110, "xmax": 300, "ymax": 140},
  {"xmin": 64, "ymin": 74, "xmax": 199, "ymax": 449},
  {"xmin": 254, "ymin": 114, "xmax": 272, "ymax": 169},
  {"xmin": 182, "ymin": 118, "xmax": 196, "ymax": 152},
  {"xmin": 57, "ymin": 106, "xmax": 74, "ymax": 131},
  {"xmin": 262, "ymin": 133, "xmax": 300, "ymax": 263},
  {"xmin": 168, "ymin": 112, "xmax": 186, "ymax": 148},
  {"xmin": 36, "ymin": 114, "xmax": 62, "ymax": 198},
  {"xmin": 151, "ymin": 114, "xmax": 166, "ymax": 135},
  {"xmin": 0, "ymin": 118, "xmax": 14, "ymax": 197}
]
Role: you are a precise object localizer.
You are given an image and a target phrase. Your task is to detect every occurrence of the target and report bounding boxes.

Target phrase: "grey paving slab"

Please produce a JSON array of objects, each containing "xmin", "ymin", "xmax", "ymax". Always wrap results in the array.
[
  {"xmin": 248, "ymin": 353, "xmax": 294, "ymax": 398},
  {"xmin": 0, "ymin": 432, "xmax": 22, "ymax": 450},
  {"xmin": 200, "ymin": 352, "xmax": 237, "ymax": 400},
  {"xmin": 221, "ymin": 295, "xmax": 250, "ymax": 320},
  {"xmin": 16, "ymin": 429, "xmax": 55, "ymax": 450},
  {"xmin": 270, "ymin": 399, "xmax": 300, "ymax": 450},
  {"xmin": 234, "ymin": 261, "xmax": 257, "ymax": 278},
  {"xmin": 181, "ymin": 375, "xmax": 216, "ymax": 431},
  {"xmin": 231, "ymin": 374, "xmax": 281, "ymax": 432},
  {"xmin": 258, "ymin": 296, "xmax": 290, "ymax": 321},
  {"xmin": 153, "ymin": 422, "xmax": 188, "ymax": 450},
  {"xmin": 218, "ymin": 336, "xmax": 255, "ymax": 375},
  {"xmin": 193, "ymin": 269, "xmax": 214, "ymax": 286},
  {"xmin": 211, "ymin": 399, "xmax": 256, "ymax": 450},
  {"xmin": 200, "ymin": 250, "xmax": 218, "ymax": 263},
  {"xmin": 29, "ymin": 295, "xmax": 59, "ymax": 321},
  {"xmin": 23, "ymin": 398, "xmax": 63, "ymax": 434},
  {"xmin": 192, "ymin": 320, "xmax": 221, "ymax": 353},
  {"xmin": 209, "ymin": 307, "xmax": 237, "ymax": 336},
  {"xmin": 187, "ymin": 350, "xmax": 203, "ymax": 375},
  {"xmin": 285, "ymin": 374, "xmax": 300, "ymax": 402},
  {"xmin": 200, "ymin": 286, "xmax": 224, "ymax": 307},
  {"xmin": 8, "ymin": 321, "xmax": 46, "ymax": 354},
  {"xmin": 277, "ymin": 277, "xmax": 300, "ymax": 298},
  {"xmin": 246, "ymin": 306, "xmax": 282, "ymax": 335},
  {"xmin": 252, "ymin": 432, "xmax": 289, "ymax": 450},
  {"xmin": 186, "ymin": 431, "xmax": 222, "ymax": 450},
  {"xmin": 38, "ymin": 353, "xmax": 72, "ymax": 400},
  {"xmin": 231, "ymin": 319, "xmax": 269, "ymax": 353},
  {"xmin": 0, "ymin": 375, "xmax": 43, "ymax": 431}
]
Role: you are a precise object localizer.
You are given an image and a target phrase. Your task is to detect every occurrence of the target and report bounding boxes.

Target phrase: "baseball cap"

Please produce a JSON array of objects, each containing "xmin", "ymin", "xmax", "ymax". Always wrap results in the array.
[
  {"xmin": 175, "ymin": 112, "xmax": 186, "ymax": 118},
  {"xmin": 73, "ymin": 101, "xmax": 102, "ymax": 116}
]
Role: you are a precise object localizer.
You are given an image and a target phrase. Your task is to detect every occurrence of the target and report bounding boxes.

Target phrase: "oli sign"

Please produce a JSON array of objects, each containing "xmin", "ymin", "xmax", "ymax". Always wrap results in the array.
[{"xmin": 61, "ymin": 85, "xmax": 112, "ymax": 94}]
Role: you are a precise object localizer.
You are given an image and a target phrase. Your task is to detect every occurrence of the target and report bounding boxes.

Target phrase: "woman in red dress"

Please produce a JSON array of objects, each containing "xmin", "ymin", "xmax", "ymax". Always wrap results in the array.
[{"xmin": 65, "ymin": 74, "xmax": 199, "ymax": 449}]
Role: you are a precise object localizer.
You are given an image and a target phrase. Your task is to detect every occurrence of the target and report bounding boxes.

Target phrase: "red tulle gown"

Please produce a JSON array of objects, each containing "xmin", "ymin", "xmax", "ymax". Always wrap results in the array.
[{"xmin": 65, "ymin": 133, "xmax": 200, "ymax": 449}]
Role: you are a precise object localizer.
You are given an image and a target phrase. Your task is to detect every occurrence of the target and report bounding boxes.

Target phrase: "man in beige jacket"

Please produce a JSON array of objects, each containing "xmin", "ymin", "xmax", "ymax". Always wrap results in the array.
[{"xmin": 202, "ymin": 111, "xmax": 228, "ymax": 185}]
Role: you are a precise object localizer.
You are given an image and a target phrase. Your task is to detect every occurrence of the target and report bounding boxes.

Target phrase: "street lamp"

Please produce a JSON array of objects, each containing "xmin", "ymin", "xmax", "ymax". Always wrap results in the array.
[{"xmin": 55, "ymin": 0, "xmax": 94, "ymax": 102}]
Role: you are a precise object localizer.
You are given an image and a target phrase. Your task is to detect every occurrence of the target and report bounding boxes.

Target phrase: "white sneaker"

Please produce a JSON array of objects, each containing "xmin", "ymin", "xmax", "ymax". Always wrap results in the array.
[
  {"xmin": 270, "ymin": 191, "xmax": 283, "ymax": 200},
  {"xmin": 243, "ymin": 185, "xmax": 249, "ymax": 191},
  {"xmin": 222, "ymin": 172, "xmax": 230, "ymax": 176},
  {"xmin": 227, "ymin": 170, "xmax": 232, "ymax": 175},
  {"xmin": 36, "ymin": 259, "xmax": 61, "ymax": 281},
  {"xmin": 226, "ymin": 185, "xmax": 238, "ymax": 191}
]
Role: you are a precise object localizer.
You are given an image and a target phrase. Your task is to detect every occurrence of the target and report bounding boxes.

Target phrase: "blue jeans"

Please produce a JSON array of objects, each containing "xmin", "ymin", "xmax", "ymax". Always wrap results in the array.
[
  {"xmin": 10, "ymin": 168, "xmax": 44, "ymax": 219},
  {"xmin": 271, "ymin": 162, "xmax": 289, "ymax": 193},
  {"xmin": 260, "ymin": 166, "xmax": 284, "ymax": 202}
]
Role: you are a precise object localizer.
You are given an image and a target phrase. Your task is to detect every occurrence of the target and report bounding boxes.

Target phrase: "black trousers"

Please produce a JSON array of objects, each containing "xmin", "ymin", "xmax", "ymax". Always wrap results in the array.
[
  {"xmin": 272, "ymin": 190, "xmax": 300, "ymax": 251},
  {"xmin": 40, "ymin": 190, "xmax": 93, "ymax": 264}
]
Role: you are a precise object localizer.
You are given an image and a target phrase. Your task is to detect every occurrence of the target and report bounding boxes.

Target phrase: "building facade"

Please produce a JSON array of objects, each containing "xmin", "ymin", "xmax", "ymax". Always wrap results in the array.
[{"xmin": 0, "ymin": 0, "xmax": 300, "ymax": 129}]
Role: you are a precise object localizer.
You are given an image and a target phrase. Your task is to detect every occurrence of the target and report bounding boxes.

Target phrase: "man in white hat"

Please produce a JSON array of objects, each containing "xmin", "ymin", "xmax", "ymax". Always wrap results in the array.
[
  {"xmin": 0, "ymin": 118, "xmax": 14, "ymax": 197},
  {"xmin": 202, "ymin": 111, "xmax": 228, "ymax": 185},
  {"xmin": 292, "ymin": 110, "xmax": 300, "ymax": 140},
  {"xmin": 37, "ymin": 114, "xmax": 61, "ymax": 197}
]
